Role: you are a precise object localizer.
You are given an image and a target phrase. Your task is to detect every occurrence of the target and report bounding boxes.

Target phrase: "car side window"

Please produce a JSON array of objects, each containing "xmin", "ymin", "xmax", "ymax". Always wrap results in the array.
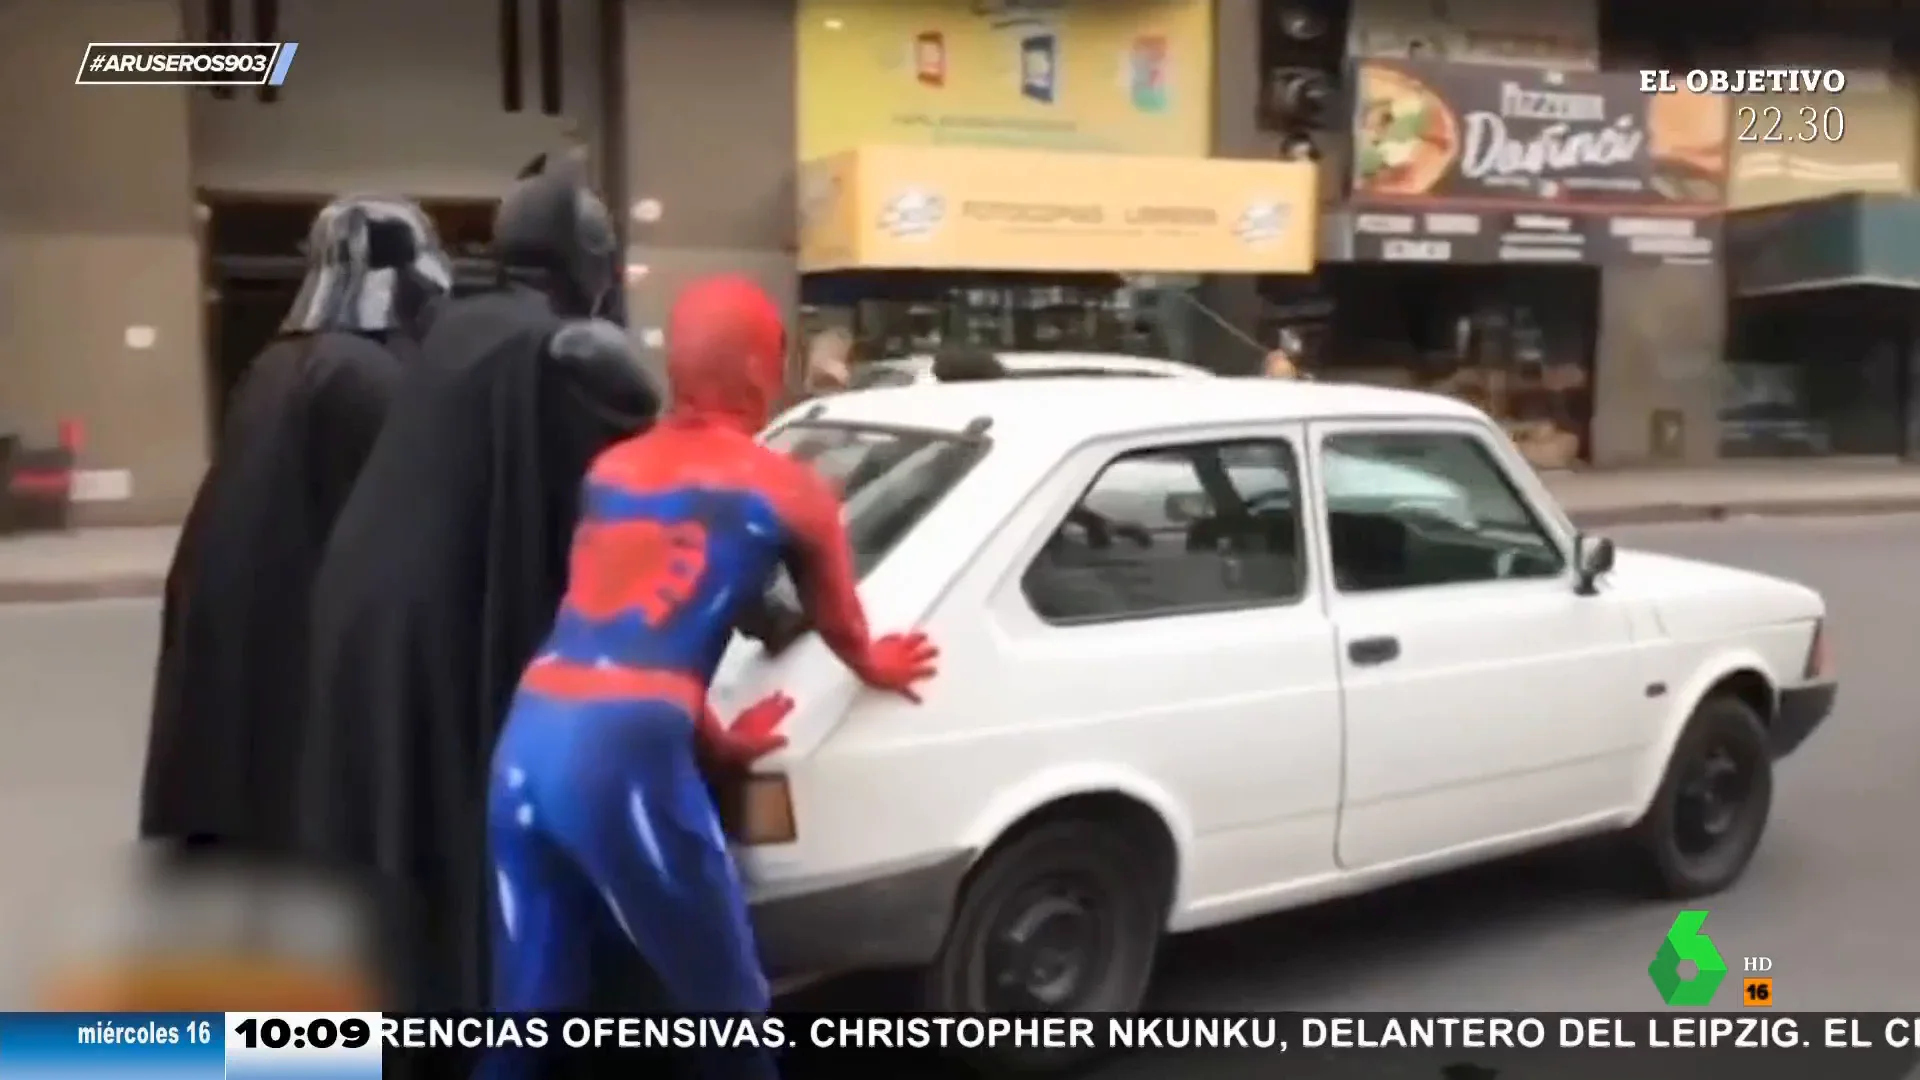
[
  {"xmin": 1321, "ymin": 430, "xmax": 1566, "ymax": 593},
  {"xmin": 1021, "ymin": 439, "xmax": 1305, "ymax": 623}
]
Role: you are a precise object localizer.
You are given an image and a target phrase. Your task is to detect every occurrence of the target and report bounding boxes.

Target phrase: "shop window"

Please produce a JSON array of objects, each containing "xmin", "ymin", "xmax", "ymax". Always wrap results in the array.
[
  {"xmin": 1722, "ymin": 288, "xmax": 1909, "ymax": 458},
  {"xmin": 800, "ymin": 273, "xmax": 1204, "ymax": 367},
  {"xmin": 1306, "ymin": 265, "xmax": 1597, "ymax": 471}
]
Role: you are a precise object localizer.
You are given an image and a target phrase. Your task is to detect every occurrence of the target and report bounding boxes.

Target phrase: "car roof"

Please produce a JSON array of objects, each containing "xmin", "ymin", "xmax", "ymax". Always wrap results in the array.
[
  {"xmin": 791, "ymin": 377, "xmax": 1486, "ymax": 449},
  {"xmin": 866, "ymin": 352, "xmax": 1211, "ymax": 380}
]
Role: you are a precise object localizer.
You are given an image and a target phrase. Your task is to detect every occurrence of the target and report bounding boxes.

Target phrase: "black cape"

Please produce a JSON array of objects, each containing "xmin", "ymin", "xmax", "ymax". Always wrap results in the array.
[
  {"xmin": 141, "ymin": 331, "xmax": 405, "ymax": 852},
  {"xmin": 296, "ymin": 286, "xmax": 658, "ymax": 1013}
]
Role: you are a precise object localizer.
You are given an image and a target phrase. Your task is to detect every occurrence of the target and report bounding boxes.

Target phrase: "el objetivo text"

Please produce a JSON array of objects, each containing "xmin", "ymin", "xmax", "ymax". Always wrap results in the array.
[
  {"xmin": 1639, "ymin": 70, "xmax": 1847, "ymax": 143},
  {"xmin": 371, "ymin": 1014, "xmax": 1920, "ymax": 1052}
]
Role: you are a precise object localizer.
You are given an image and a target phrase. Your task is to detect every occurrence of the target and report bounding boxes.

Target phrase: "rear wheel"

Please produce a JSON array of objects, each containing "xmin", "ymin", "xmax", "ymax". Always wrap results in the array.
[
  {"xmin": 1628, "ymin": 694, "xmax": 1773, "ymax": 897},
  {"xmin": 923, "ymin": 819, "xmax": 1167, "ymax": 1073}
]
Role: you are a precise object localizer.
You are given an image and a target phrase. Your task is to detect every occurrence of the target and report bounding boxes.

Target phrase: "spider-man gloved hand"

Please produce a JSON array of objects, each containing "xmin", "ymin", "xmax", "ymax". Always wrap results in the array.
[
  {"xmin": 698, "ymin": 692, "xmax": 794, "ymax": 770},
  {"xmin": 864, "ymin": 632, "xmax": 941, "ymax": 703}
]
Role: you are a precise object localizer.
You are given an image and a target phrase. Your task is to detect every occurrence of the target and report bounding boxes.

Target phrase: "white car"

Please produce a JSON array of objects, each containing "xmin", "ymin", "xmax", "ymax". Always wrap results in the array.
[{"xmin": 715, "ymin": 378, "xmax": 1833, "ymax": 1052}]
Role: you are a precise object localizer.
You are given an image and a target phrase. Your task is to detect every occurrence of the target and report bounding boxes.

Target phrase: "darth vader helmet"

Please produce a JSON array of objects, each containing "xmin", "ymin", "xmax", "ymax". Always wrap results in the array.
[{"xmin": 281, "ymin": 196, "xmax": 454, "ymax": 337}]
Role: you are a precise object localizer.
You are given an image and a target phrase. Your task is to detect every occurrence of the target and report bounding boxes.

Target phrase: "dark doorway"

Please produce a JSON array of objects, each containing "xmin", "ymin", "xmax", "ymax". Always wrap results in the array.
[
  {"xmin": 200, "ymin": 195, "xmax": 496, "ymax": 446},
  {"xmin": 1307, "ymin": 262, "xmax": 1602, "ymax": 470},
  {"xmin": 1722, "ymin": 285, "xmax": 1916, "ymax": 458}
]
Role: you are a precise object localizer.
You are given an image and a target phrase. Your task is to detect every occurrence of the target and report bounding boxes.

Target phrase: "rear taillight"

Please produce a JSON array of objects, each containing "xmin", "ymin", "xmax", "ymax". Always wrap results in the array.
[
  {"xmin": 717, "ymin": 773, "xmax": 796, "ymax": 846},
  {"xmin": 1804, "ymin": 620, "xmax": 1830, "ymax": 680}
]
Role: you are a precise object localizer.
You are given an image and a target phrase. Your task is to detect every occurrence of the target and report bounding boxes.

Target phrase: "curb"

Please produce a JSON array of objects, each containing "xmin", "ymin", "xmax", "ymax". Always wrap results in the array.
[
  {"xmin": 0, "ymin": 575, "xmax": 163, "ymax": 604},
  {"xmin": 1569, "ymin": 497, "xmax": 1920, "ymax": 528}
]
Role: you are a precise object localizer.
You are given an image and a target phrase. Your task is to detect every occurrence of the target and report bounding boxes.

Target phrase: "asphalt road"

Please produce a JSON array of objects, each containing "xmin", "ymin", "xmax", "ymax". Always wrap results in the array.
[{"xmin": 0, "ymin": 514, "xmax": 1914, "ymax": 1075}]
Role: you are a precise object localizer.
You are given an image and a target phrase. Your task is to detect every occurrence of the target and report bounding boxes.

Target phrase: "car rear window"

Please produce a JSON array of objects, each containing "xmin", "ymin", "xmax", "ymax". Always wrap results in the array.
[{"xmin": 763, "ymin": 421, "xmax": 987, "ymax": 577}]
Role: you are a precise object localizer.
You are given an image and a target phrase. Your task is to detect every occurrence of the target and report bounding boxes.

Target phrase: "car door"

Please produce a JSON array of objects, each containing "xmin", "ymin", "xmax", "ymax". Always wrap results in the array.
[
  {"xmin": 1002, "ymin": 427, "xmax": 1344, "ymax": 920},
  {"xmin": 1312, "ymin": 418, "xmax": 1652, "ymax": 871}
]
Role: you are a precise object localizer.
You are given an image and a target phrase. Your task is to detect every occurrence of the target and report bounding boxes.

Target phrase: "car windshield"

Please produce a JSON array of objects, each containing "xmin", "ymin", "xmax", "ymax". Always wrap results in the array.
[{"xmin": 762, "ymin": 421, "xmax": 986, "ymax": 578}]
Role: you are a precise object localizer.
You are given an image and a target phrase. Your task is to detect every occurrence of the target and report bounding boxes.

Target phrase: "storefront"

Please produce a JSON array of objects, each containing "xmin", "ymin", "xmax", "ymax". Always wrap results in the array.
[
  {"xmin": 1719, "ymin": 82, "xmax": 1920, "ymax": 459},
  {"xmin": 1312, "ymin": 58, "xmax": 1728, "ymax": 469},
  {"xmin": 790, "ymin": 0, "xmax": 1304, "ymax": 364},
  {"xmin": 796, "ymin": 144, "xmax": 1318, "ymax": 360},
  {"xmin": 1723, "ymin": 195, "xmax": 1920, "ymax": 458}
]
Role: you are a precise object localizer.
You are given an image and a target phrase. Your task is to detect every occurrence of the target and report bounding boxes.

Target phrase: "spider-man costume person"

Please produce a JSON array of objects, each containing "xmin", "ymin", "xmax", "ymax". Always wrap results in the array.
[{"xmin": 481, "ymin": 276, "xmax": 938, "ymax": 1077}]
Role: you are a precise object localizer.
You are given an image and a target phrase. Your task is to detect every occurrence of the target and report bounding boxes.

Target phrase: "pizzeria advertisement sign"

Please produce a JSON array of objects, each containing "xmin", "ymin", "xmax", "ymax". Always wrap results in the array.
[{"xmin": 1348, "ymin": 59, "xmax": 1729, "ymax": 264}]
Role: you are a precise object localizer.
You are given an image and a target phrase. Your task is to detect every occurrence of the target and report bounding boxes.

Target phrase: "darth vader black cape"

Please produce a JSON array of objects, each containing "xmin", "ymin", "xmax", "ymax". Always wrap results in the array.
[
  {"xmin": 297, "ymin": 287, "xmax": 658, "ymax": 1013},
  {"xmin": 142, "ymin": 332, "xmax": 404, "ymax": 851}
]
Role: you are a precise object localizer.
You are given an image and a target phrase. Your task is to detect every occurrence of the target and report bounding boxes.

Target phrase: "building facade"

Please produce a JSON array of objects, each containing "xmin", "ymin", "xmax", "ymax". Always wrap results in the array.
[
  {"xmin": 5, "ymin": 0, "xmax": 1311, "ymax": 524},
  {"xmin": 11, "ymin": 0, "xmax": 1918, "ymax": 526},
  {"xmin": 2, "ymin": 0, "xmax": 805, "ymax": 524}
]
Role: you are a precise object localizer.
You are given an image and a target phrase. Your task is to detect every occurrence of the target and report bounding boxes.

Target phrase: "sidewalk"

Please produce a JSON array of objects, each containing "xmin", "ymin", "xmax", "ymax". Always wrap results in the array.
[
  {"xmin": 0, "ymin": 527, "xmax": 178, "ymax": 603},
  {"xmin": 4, "ymin": 462, "xmax": 1920, "ymax": 602},
  {"xmin": 1545, "ymin": 460, "xmax": 1920, "ymax": 526}
]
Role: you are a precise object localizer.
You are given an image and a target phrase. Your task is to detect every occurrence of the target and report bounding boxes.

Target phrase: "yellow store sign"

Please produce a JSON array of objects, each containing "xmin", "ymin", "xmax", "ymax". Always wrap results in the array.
[
  {"xmin": 1729, "ymin": 85, "xmax": 1918, "ymax": 209},
  {"xmin": 796, "ymin": 0, "xmax": 1214, "ymax": 159},
  {"xmin": 798, "ymin": 145, "xmax": 1318, "ymax": 274}
]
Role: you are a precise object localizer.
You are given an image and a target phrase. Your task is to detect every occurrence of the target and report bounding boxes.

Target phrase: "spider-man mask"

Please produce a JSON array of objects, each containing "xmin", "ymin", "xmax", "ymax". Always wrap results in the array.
[{"xmin": 664, "ymin": 275, "xmax": 788, "ymax": 432}]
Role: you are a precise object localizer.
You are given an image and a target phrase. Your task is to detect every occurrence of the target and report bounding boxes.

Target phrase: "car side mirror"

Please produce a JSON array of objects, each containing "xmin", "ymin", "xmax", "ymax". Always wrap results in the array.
[
  {"xmin": 1573, "ymin": 533, "xmax": 1616, "ymax": 596},
  {"xmin": 1164, "ymin": 491, "xmax": 1209, "ymax": 524}
]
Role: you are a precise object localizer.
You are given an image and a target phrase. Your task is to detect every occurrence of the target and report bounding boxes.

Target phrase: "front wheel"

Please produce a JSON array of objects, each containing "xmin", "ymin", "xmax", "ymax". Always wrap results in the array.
[
  {"xmin": 1628, "ymin": 694, "xmax": 1774, "ymax": 898},
  {"xmin": 923, "ymin": 819, "xmax": 1166, "ymax": 1073}
]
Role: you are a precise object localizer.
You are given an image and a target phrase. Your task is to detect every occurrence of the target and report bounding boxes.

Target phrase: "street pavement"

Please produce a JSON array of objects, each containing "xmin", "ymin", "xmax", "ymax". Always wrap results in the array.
[{"xmin": 0, "ymin": 514, "xmax": 1914, "ymax": 1075}]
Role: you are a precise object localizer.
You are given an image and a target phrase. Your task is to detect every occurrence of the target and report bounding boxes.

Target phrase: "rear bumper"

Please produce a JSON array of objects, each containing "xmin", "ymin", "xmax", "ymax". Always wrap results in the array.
[
  {"xmin": 750, "ymin": 850, "xmax": 973, "ymax": 979},
  {"xmin": 1772, "ymin": 681, "xmax": 1837, "ymax": 759}
]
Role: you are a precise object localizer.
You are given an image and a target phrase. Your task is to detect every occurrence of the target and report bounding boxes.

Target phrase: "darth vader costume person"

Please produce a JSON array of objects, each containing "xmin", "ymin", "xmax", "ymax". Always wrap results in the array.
[
  {"xmin": 139, "ymin": 196, "xmax": 452, "ymax": 854},
  {"xmin": 295, "ymin": 153, "xmax": 658, "ymax": 1017}
]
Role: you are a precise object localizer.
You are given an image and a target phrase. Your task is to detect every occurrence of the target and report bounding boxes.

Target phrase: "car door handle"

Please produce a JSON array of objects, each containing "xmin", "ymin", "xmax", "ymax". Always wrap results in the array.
[{"xmin": 1347, "ymin": 635, "xmax": 1400, "ymax": 666}]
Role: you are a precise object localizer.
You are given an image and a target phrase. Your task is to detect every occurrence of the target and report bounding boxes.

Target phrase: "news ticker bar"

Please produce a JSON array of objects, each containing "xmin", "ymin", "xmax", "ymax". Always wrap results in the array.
[
  {"xmin": 4, "ymin": 1012, "xmax": 1920, "ymax": 1078},
  {"xmin": 75, "ymin": 42, "xmax": 300, "ymax": 86}
]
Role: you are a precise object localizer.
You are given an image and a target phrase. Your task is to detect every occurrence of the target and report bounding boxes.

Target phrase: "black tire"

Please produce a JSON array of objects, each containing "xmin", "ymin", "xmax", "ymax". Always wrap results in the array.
[
  {"xmin": 923, "ymin": 819, "xmax": 1168, "ymax": 1073},
  {"xmin": 1629, "ymin": 694, "xmax": 1774, "ymax": 898}
]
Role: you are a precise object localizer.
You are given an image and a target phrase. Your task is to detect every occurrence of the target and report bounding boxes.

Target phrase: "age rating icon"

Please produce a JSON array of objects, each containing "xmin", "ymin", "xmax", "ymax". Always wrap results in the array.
[{"xmin": 1649, "ymin": 910, "xmax": 1729, "ymax": 1006}]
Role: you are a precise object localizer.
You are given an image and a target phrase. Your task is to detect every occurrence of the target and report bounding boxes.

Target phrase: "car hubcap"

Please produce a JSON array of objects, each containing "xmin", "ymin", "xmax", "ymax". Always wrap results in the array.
[
  {"xmin": 1675, "ymin": 743, "xmax": 1754, "ymax": 856},
  {"xmin": 984, "ymin": 881, "xmax": 1106, "ymax": 1010}
]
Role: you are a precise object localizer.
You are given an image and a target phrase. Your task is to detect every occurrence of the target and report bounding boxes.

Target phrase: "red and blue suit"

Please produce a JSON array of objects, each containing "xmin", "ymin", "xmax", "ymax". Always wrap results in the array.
[{"xmin": 481, "ymin": 276, "xmax": 937, "ymax": 1078}]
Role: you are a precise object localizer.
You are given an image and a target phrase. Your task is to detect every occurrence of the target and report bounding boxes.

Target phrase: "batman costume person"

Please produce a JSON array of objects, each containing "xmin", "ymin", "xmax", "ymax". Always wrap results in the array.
[
  {"xmin": 141, "ymin": 196, "xmax": 451, "ymax": 855},
  {"xmin": 295, "ymin": 154, "xmax": 657, "ymax": 1017},
  {"xmin": 477, "ymin": 276, "xmax": 939, "ymax": 1080}
]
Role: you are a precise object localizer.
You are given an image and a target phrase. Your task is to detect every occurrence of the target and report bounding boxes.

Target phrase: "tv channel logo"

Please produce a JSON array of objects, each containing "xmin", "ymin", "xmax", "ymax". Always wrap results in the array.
[{"xmin": 1648, "ymin": 910, "xmax": 1728, "ymax": 1006}]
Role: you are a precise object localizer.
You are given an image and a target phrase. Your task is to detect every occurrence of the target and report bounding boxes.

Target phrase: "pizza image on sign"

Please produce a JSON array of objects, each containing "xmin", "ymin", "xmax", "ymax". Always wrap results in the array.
[{"xmin": 1352, "ymin": 64, "xmax": 1461, "ymax": 196}]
